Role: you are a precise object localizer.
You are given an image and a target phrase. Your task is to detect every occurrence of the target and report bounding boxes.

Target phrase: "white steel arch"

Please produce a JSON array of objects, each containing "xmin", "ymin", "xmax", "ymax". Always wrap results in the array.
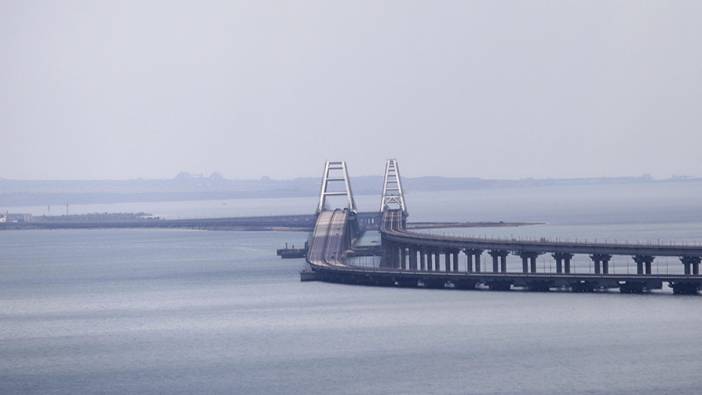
[
  {"xmin": 380, "ymin": 159, "xmax": 407, "ymax": 215},
  {"xmin": 316, "ymin": 161, "xmax": 357, "ymax": 213}
]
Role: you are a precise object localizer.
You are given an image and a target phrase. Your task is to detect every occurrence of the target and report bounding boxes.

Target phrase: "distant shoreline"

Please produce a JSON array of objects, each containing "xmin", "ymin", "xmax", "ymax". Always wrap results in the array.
[
  {"xmin": 1, "ymin": 174, "xmax": 700, "ymax": 207},
  {"xmin": 0, "ymin": 212, "xmax": 541, "ymax": 232}
]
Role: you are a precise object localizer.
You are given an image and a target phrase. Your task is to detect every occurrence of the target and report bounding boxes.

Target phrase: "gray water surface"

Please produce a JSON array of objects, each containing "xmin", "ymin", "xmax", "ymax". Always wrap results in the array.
[
  {"xmin": 1, "ymin": 228, "xmax": 701, "ymax": 394},
  {"xmin": 2, "ymin": 186, "xmax": 702, "ymax": 394}
]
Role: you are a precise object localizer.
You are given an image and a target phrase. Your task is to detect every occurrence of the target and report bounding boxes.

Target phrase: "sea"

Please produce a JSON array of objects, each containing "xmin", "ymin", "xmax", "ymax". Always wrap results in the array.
[{"xmin": 2, "ymin": 182, "xmax": 702, "ymax": 394}]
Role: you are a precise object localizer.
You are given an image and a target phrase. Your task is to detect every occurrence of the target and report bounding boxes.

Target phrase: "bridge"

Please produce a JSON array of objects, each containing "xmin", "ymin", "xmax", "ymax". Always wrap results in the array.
[{"xmin": 305, "ymin": 160, "xmax": 702, "ymax": 294}]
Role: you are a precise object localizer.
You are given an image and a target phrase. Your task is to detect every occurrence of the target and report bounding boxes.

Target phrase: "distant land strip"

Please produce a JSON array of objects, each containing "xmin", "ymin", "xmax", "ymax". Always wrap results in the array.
[
  {"xmin": 1, "ymin": 173, "xmax": 699, "ymax": 207},
  {"xmin": 0, "ymin": 212, "xmax": 539, "ymax": 232}
]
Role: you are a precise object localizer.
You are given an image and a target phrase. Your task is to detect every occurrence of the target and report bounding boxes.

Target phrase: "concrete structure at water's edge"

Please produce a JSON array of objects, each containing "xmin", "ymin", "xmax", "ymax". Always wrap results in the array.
[{"xmin": 303, "ymin": 160, "xmax": 702, "ymax": 295}]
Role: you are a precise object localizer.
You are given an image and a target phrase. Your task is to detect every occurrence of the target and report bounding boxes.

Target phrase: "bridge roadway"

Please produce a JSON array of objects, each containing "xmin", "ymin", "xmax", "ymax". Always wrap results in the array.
[
  {"xmin": 307, "ymin": 209, "xmax": 702, "ymax": 294},
  {"xmin": 307, "ymin": 209, "xmax": 349, "ymax": 267}
]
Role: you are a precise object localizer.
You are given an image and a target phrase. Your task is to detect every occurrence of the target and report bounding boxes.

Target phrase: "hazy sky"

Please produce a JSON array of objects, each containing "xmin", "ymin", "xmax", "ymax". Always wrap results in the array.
[{"xmin": 2, "ymin": 1, "xmax": 701, "ymax": 180}]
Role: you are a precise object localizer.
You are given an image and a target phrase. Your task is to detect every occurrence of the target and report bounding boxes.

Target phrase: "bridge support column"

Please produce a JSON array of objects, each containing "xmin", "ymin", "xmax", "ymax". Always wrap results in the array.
[
  {"xmin": 452, "ymin": 250, "xmax": 459, "ymax": 272},
  {"xmin": 400, "ymin": 247, "xmax": 407, "ymax": 270},
  {"xmin": 434, "ymin": 251, "xmax": 441, "ymax": 271},
  {"xmin": 420, "ymin": 249, "xmax": 427, "ymax": 271},
  {"xmin": 553, "ymin": 253, "xmax": 574, "ymax": 274},
  {"xmin": 473, "ymin": 250, "xmax": 483, "ymax": 272},
  {"xmin": 464, "ymin": 250, "xmax": 473, "ymax": 273},
  {"xmin": 591, "ymin": 254, "xmax": 612, "ymax": 275},
  {"xmin": 633, "ymin": 255, "xmax": 654, "ymax": 275},
  {"xmin": 518, "ymin": 252, "xmax": 539, "ymax": 273},
  {"xmin": 590, "ymin": 254, "xmax": 612, "ymax": 274},
  {"xmin": 409, "ymin": 247, "xmax": 418, "ymax": 271},
  {"xmin": 426, "ymin": 251, "xmax": 433, "ymax": 271},
  {"xmin": 602, "ymin": 255, "xmax": 611, "ymax": 274},
  {"xmin": 444, "ymin": 251, "xmax": 452, "ymax": 272},
  {"xmin": 592, "ymin": 256, "xmax": 601, "ymax": 274},
  {"xmin": 681, "ymin": 257, "xmax": 701, "ymax": 276},
  {"xmin": 382, "ymin": 242, "xmax": 396, "ymax": 268},
  {"xmin": 489, "ymin": 250, "xmax": 509, "ymax": 273}
]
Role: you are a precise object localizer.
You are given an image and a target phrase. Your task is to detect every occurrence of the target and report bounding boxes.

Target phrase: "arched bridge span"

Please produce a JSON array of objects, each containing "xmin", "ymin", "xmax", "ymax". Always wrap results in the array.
[{"xmin": 306, "ymin": 160, "xmax": 702, "ymax": 294}]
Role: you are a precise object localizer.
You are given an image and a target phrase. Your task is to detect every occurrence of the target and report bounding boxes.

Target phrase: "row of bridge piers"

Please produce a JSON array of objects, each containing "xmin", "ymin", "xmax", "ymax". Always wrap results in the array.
[{"xmin": 382, "ymin": 242, "xmax": 702, "ymax": 276}]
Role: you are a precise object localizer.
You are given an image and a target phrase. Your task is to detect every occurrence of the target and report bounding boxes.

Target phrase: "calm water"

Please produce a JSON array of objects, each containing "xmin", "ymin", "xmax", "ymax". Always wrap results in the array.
[{"xmin": 2, "ymin": 185, "xmax": 702, "ymax": 394}]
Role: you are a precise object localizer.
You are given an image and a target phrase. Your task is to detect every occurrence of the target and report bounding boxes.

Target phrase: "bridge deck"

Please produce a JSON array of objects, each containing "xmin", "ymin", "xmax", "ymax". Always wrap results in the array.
[
  {"xmin": 306, "ymin": 209, "xmax": 702, "ymax": 294},
  {"xmin": 381, "ymin": 210, "xmax": 702, "ymax": 257}
]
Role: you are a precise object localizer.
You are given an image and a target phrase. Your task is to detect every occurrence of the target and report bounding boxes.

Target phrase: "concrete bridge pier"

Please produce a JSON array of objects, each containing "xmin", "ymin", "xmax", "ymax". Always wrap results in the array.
[
  {"xmin": 452, "ymin": 250, "xmax": 460, "ymax": 272},
  {"xmin": 530, "ymin": 254, "xmax": 539, "ymax": 273},
  {"xmin": 469, "ymin": 250, "xmax": 483, "ymax": 272},
  {"xmin": 517, "ymin": 252, "xmax": 539, "ymax": 273},
  {"xmin": 633, "ymin": 255, "xmax": 654, "ymax": 275},
  {"xmin": 419, "ymin": 249, "xmax": 427, "ymax": 271},
  {"xmin": 680, "ymin": 256, "xmax": 701, "ymax": 275},
  {"xmin": 464, "ymin": 249, "xmax": 473, "ymax": 273},
  {"xmin": 400, "ymin": 247, "xmax": 407, "ymax": 270},
  {"xmin": 489, "ymin": 250, "xmax": 509, "ymax": 273},
  {"xmin": 409, "ymin": 247, "xmax": 418, "ymax": 271},
  {"xmin": 426, "ymin": 251, "xmax": 434, "ymax": 272},
  {"xmin": 500, "ymin": 253, "xmax": 508, "ymax": 272},
  {"xmin": 591, "ymin": 254, "xmax": 612, "ymax": 274},
  {"xmin": 382, "ymin": 242, "xmax": 396, "ymax": 268},
  {"xmin": 444, "ymin": 251, "xmax": 452, "ymax": 272},
  {"xmin": 491, "ymin": 253, "xmax": 499, "ymax": 273},
  {"xmin": 552, "ymin": 252, "xmax": 573, "ymax": 274},
  {"xmin": 434, "ymin": 251, "xmax": 442, "ymax": 271}
]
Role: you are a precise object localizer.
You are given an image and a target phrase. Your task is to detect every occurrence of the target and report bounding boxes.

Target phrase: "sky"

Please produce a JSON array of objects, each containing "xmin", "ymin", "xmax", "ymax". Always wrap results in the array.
[{"xmin": 1, "ymin": 1, "xmax": 701, "ymax": 180}]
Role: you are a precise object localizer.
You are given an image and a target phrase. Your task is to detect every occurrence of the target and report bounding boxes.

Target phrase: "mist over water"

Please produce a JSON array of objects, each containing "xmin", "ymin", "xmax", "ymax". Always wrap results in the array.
[{"xmin": 2, "ymin": 184, "xmax": 702, "ymax": 394}]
